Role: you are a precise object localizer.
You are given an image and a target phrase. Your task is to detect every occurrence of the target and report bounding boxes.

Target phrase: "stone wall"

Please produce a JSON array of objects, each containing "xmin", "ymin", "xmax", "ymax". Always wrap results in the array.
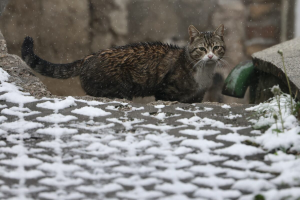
[
  {"xmin": 0, "ymin": 0, "xmax": 296, "ymax": 103},
  {"xmin": 244, "ymin": 0, "xmax": 295, "ymax": 56}
]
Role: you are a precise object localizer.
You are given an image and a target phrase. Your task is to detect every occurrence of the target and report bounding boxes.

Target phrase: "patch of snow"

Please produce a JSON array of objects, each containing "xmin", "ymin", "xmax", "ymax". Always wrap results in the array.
[
  {"xmin": 221, "ymin": 104, "xmax": 231, "ymax": 109},
  {"xmin": 155, "ymin": 181, "xmax": 198, "ymax": 194},
  {"xmin": 181, "ymin": 139, "xmax": 223, "ymax": 151},
  {"xmin": 37, "ymin": 127, "xmax": 78, "ymax": 137},
  {"xmin": 107, "ymin": 117, "xmax": 143, "ymax": 130},
  {"xmin": 0, "ymin": 120, "xmax": 44, "ymax": 133},
  {"xmin": 194, "ymin": 188, "xmax": 241, "ymax": 199},
  {"xmin": 36, "ymin": 114, "xmax": 77, "ymax": 124},
  {"xmin": 0, "ymin": 68, "xmax": 10, "ymax": 82},
  {"xmin": 231, "ymin": 179, "xmax": 275, "ymax": 193},
  {"xmin": 185, "ymin": 152, "xmax": 228, "ymax": 163},
  {"xmin": 37, "ymin": 97, "xmax": 77, "ymax": 112},
  {"xmin": 192, "ymin": 176, "xmax": 235, "ymax": 187},
  {"xmin": 72, "ymin": 106, "xmax": 111, "ymax": 119},
  {"xmin": 179, "ymin": 129, "xmax": 220, "ymax": 139},
  {"xmin": 215, "ymin": 143, "xmax": 264, "ymax": 159}
]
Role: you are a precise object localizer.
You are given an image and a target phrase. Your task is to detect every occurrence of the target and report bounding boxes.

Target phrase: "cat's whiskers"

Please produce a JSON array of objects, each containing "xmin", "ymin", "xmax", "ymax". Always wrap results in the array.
[
  {"xmin": 216, "ymin": 58, "xmax": 229, "ymax": 68},
  {"xmin": 193, "ymin": 59, "xmax": 206, "ymax": 69}
]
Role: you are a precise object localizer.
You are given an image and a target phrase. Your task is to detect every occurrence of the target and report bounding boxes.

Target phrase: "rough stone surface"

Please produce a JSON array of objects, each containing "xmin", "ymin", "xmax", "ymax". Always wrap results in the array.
[{"xmin": 252, "ymin": 37, "xmax": 300, "ymax": 100}]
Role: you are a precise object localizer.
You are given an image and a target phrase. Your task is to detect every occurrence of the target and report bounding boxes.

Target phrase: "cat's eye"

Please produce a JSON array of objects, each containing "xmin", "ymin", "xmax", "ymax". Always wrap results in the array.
[
  {"xmin": 213, "ymin": 46, "xmax": 220, "ymax": 51},
  {"xmin": 199, "ymin": 47, "xmax": 206, "ymax": 52}
]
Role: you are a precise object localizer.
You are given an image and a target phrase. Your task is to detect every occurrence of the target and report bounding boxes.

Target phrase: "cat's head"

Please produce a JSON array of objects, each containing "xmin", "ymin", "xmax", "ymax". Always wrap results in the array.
[{"xmin": 187, "ymin": 24, "xmax": 226, "ymax": 64}]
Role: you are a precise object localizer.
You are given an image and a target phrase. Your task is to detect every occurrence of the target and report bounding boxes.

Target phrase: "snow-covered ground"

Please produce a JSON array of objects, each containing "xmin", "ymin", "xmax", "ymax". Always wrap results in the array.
[{"xmin": 0, "ymin": 67, "xmax": 300, "ymax": 200}]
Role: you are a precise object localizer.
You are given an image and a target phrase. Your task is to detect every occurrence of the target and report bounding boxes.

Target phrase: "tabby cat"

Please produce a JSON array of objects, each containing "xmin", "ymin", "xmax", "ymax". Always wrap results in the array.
[{"xmin": 21, "ymin": 25, "xmax": 226, "ymax": 103}]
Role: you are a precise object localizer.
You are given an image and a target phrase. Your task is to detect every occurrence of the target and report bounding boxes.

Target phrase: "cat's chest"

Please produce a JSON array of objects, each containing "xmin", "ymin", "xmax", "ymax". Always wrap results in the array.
[{"xmin": 192, "ymin": 64, "xmax": 215, "ymax": 89}]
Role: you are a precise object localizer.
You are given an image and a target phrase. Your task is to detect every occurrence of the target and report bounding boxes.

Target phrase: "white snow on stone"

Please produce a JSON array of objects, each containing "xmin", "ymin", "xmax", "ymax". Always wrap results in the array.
[
  {"xmin": 0, "ymin": 120, "xmax": 44, "ymax": 133},
  {"xmin": 189, "ymin": 164, "xmax": 228, "ymax": 176},
  {"xmin": 155, "ymin": 181, "xmax": 198, "ymax": 194},
  {"xmin": 181, "ymin": 139, "xmax": 223, "ymax": 151},
  {"xmin": 185, "ymin": 152, "xmax": 228, "ymax": 163},
  {"xmin": 107, "ymin": 117, "xmax": 144, "ymax": 130},
  {"xmin": 231, "ymin": 179, "xmax": 275, "ymax": 193},
  {"xmin": 221, "ymin": 104, "xmax": 231, "ymax": 109},
  {"xmin": 0, "ymin": 92, "xmax": 37, "ymax": 105},
  {"xmin": 224, "ymin": 113, "xmax": 242, "ymax": 119},
  {"xmin": 70, "ymin": 121, "xmax": 115, "ymax": 132},
  {"xmin": 0, "ymin": 154, "xmax": 42, "ymax": 167},
  {"xmin": 37, "ymin": 127, "xmax": 78, "ymax": 137},
  {"xmin": 264, "ymin": 151, "xmax": 296, "ymax": 162},
  {"xmin": 215, "ymin": 143, "xmax": 264, "ymax": 159},
  {"xmin": 216, "ymin": 132, "xmax": 252, "ymax": 143},
  {"xmin": 194, "ymin": 188, "xmax": 241, "ymax": 199},
  {"xmin": 247, "ymin": 93, "xmax": 300, "ymax": 151},
  {"xmin": 151, "ymin": 169, "xmax": 194, "ymax": 181},
  {"xmin": 1, "ymin": 106, "xmax": 40, "ymax": 118},
  {"xmin": 179, "ymin": 129, "xmax": 220, "ymax": 139},
  {"xmin": 224, "ymin": 168, "xmax": 274, "ymax": 179},
  {"xmin": 223, "ymin": 159, "xmax": 267, "ymax": 169},
  {"xmin": 37, "ymin": 113, "xmax": 77, "ymax": 124},
  {"xmin": 0, "ymin": 115, "xmax": 7, "ymax": 123},
  {"xmin": 141, "ymin": 112, "xmax": 181, "ymax": 121},
  {"xmin": 175, "ymin": 106, "xmax": 213, "ymax": 113},
  {"xmin": 114, "ymin": 175, "xmax": 161, "ymax": 187},
  {"xmin": 192, "ymin": 176, "xmax": 235, "ymax": 187},
  {"xmin": 37, "ymin": 96, "xmax": 77, "ymax": 112},
  {"xmin": 137, "ymin": 123, "xmax": 186, "ymax": 132},
  {"xmin": 154, "ymin": 105, "xmax": 165, "ymax": 109},
  {"xmin": 117, "ymin": 187, "xmax": 164, "ymax": 199},
  {"xmin": 0, "ymin": 68, "xmax": 10, "ymax": 81},
  {"xmin": 72, "ymin": 106, "xmax": 111, "ymax": 119}
]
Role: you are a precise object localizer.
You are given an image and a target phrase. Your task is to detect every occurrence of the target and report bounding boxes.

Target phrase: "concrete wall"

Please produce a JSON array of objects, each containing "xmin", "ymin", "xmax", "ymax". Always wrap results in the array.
[{"xmin": 0, "ymin": 0, "xmax": 295, "ymax": 102}]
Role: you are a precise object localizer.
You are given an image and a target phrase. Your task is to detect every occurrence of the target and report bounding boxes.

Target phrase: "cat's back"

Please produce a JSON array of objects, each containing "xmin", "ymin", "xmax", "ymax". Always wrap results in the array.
[
  {"xmin": 80, "ymin": 42, "xmax": 184, "ymax": 97},
  {"xmin": 94, "ymin": 42, "xmax": 182, "ymax": 65}
]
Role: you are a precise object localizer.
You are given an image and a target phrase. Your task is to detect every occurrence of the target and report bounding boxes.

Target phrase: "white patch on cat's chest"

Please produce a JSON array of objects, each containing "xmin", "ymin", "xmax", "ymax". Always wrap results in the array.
[{"xmin": 193, "ymin": 63, "xmax": 216, "ymax": 89}]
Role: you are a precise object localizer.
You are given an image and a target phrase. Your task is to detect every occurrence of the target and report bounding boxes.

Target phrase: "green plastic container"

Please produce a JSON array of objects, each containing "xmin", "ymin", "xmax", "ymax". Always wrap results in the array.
[{"xmin": 222, "ymin": 60, "xmax": 255, "ymax": 98}]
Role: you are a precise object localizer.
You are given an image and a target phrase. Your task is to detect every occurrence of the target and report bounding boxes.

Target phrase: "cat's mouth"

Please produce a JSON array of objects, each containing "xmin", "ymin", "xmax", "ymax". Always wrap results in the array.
[{"xmin": 206, "ymin": 60, "xmax": 216, "ymax": 64}]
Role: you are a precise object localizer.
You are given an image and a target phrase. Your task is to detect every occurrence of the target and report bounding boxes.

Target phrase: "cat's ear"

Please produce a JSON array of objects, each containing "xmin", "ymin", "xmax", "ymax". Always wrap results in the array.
[
  {"xmin": 214, "ymin": 24, "xmax": 224, "ymax": 37},
  {"xmin": 188, "ymin": 25, "xmax": 200, "ymax": 43}
]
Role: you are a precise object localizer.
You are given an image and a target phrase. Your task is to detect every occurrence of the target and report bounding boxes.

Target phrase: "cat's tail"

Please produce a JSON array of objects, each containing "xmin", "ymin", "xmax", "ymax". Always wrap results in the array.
[{"xmin": 21, "ymin": 36, "xmax": 83, "ymax": 79}]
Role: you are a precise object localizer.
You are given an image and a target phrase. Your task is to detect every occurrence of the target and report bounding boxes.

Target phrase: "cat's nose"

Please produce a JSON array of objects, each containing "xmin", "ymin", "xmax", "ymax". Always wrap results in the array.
[{"xmin": 208, "ymin": 55, "xmax": 213, "ymax": 59}]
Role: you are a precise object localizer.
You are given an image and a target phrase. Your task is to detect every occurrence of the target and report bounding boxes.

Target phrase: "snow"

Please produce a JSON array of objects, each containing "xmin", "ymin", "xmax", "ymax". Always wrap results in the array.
[
  {"xmin": 192, "ymin": 176, "xmax": 235, "ymax": 187},
  {"xmin": 0, "ymin": 120, "xmax": 44, "ymax": 133},
  {"xmin": 231, "ymin": 179, "xmax": 275, "ymax": 193},
  {"xmin": 36, "ymin": 113, "xmax": 77, "ymax": 123},
  {"xmin": 216, "ymin": 132, "xmax": 251, "ymax": 143},
  {"xmin": 141, "ymin": 112, "xmax": 181, "ymax": 121},
  {"xmin": 215, "ymin": 143, "xmax": 265, "ymax": 159},
  {"xmin": 37, "ymin": 97, "xmax": 77, "ymax": 112},
  {"xmin": 155, "ymin": 181, "xmax": 198, "ymax": 194},
  {"xmin": 179, "ymin": 129, "xmax": 220, "ymax": 139},
  {"xmin": 151, "ymin": 169, "xmax": 194, "ymax": 181},
  {"xmin": 224, "ymin": 113, "xmax": 242, "ymax": 119},
  {"xmin": 221, "ymin": 104, "xmax": 231, "ymax": 109},
  {"xmin": 107, "ymin": 117, "xmax": 144, "ymax": 130},
  {"xmin": 37, "ymin": 127, "xmax": 78, "ymax": 137},
  {"xmin": 185, "ymin": 152, "xmax": 228, "ymax": 163},
  {"xmin": 176, "ymin": 106, "xmax": 213, "ymax": 113},
  {"xmin": 194, "ymin": 188, "xmax": 241, "ymax": 199},
  {"xmin": 114, "ymin": 176, "xmax": 161, "ymax": 187},
  {"xmin": 72, "ymin": 106, "xmax": 111, "ymax": 119},
  {"xmin": 181, "ymin": 139, "xmax": 223, "ymax": 151}
]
